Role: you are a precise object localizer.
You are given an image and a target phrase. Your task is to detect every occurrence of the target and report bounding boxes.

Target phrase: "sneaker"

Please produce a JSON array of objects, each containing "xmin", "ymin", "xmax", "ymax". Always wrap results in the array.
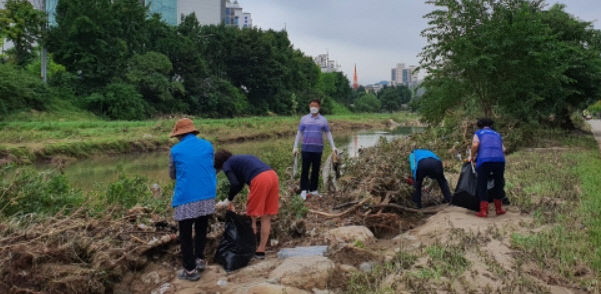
[
  {"xmin": 300, "ymin": 190, "xmax": 307, "ymax": 200},
  {"xmin": 195, "ymin": 258, "xmax": 206, "ymax": 272},
  {"xmin": 310, "ymin": 190, "xmax": 321, "ymax": 198},
  {"xmin": 177, "ymin": 269, "xmax": 200, "ymax": 281},
  {"xmin": 255, "ymin": 252, "xmax": 265, "ymax": 260}
]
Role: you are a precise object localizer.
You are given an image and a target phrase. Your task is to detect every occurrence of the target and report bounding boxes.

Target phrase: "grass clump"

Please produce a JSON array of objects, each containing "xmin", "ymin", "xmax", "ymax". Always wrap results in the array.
[
  {"xmin": 0, "ymin": 165, "xmax": 84, "ymax": 217},
  {"xmin": 344, "ymin": 250, "xmax": 418, "ymax": 294}
]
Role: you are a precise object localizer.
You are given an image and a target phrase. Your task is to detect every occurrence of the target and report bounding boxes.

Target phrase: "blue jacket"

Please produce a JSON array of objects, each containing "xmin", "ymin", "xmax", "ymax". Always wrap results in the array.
[
  {"xmin": 409, "ymin": 149, "xmax": 441, "ymax": 179},
  {"xmin": 170, "ymin": 134, "xmax": 217, "ymax": 207},
  {"xmin": 475, "ymin": 128, "xmax": 505, "ymax": 168}
]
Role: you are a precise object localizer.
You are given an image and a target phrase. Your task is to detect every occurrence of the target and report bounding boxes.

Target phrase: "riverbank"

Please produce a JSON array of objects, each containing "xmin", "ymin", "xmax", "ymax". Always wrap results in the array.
[
  {"xmin": 2, "ymin": 120, "xmax": 600, "ymax": 293},
  {"xmin": 0, "ymin": 112, "xmax": 419, "ymax": 165}
]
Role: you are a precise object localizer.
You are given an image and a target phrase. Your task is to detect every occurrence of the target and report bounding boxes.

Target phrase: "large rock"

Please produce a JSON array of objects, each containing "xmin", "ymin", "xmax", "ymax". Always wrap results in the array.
[
  {"xmin": 269, "ymin": 256, "xmax": 335, "ymax": 290},
  {"xmin": 324, "ymin": 226, "xmax": 375, "ymax": 244},
  {"xmin": 241, "ymin": 283, "xmax": 310, "ymax": 294}
]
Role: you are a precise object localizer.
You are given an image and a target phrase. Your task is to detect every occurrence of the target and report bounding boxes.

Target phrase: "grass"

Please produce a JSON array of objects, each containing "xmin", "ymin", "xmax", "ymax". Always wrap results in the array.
[
  {"xmin": 0, "ymin": 112, "xmax": 418, "ymax": 164},
  {"xmin": 507, "ymin": 132, "xmax": 601, "ymax": 290}
]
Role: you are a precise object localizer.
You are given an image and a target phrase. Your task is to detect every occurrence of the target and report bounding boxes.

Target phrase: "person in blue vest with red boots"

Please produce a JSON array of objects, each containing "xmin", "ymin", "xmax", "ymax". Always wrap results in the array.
[
  {"xmin": 470, "ymin": 118, "xmax": 507, "ymax": 218},
  {"xmin": 408, "ymin": 149, "xmax": 452, "ymax": 209},
  {"xmin": 169, "ymin": 118, "xmax": 217, "ymax": 281}
]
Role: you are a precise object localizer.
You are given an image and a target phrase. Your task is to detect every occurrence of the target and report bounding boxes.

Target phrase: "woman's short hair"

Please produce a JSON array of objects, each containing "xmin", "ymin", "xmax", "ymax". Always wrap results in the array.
[
  {"xmin": 477, "ymin": 118, "xmax": 494, "ymax": 128},
  {"xmin": 214, "ymin": 149, "xmax": 233, "ymax": 170}
]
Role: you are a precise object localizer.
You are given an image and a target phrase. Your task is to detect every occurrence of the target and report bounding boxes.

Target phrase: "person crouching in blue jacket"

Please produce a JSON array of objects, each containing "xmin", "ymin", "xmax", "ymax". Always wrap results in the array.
[
  {"xmin": 470, "ymin": 118, "xmax": 507, "ymax": 218},
  {"xmin": 169, "ymin": 118, "xmax": 217, "ymax": 281},
  {"xmin": 408, "ymin": 149, "xmax": 452, "ymax": 208}
]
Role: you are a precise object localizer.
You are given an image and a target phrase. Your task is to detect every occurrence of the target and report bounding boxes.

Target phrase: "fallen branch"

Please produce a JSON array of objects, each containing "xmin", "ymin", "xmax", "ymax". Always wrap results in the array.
[
  {"xmin": 372, "ymin": 203, "xmax": 444, "ymax": 214},
  {"xmin": 309, "ymin": 197, "xmax": 372, "ymax": 218}
]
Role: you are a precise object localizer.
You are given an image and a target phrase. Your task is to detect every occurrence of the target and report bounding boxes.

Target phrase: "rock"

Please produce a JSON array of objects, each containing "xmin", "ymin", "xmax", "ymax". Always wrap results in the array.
[
  {"xmin": 312, "ymin": 288, "xmax": 334, "ymax": 294},
  {"xmin": 338, "ymin": 264, "xmax": 359, "ymax": 273},
  {"xmin": 277, "ymin": 246, "xmax": 328, "ymax": 259},
  {"xmin": 141, "ymin": 271, "xmax": 161, "ymax": 285},
  {"xmin": 359, "ymin": 262, "xmax": 375, "ymax": 273},
  {"xmin": 269, "ymin": 256, "xmax": 335, "ymax": 290},
  {"xmin": 150, "ymin": 283, "xmax": 173, "ymax": 294},
  {"xmin": 324, "ymin": 226, "xmax": 375, "ymax": 244},
  {"xmin": 243, "ymin": 283, "xmax": 310, "ymax": 294},
  {"xmin": 174, "ymin": 289, "xmax": 204, "ymax": 294}
]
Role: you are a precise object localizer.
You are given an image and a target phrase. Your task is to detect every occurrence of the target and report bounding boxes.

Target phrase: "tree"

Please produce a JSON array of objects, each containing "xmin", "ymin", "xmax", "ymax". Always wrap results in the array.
[
  {"xmin": 47, "ymin": 0, "xmax": 148, "ymax": 90},
  {"xmin": 378, "ymin": 85, "xmax": 412, "ymax": 112},
  {"xmin": 419, "ymin": 0, "xmax": 601, "ymax": 127},
  {"xmin": 125, "ymin": 51, "xmax": 185, "ymax": 113},
  {"xmin": 354, "ymin": 92, "xmax": 381, "ymax": 113},
  {"xmin": 0, "ymin": 0, "xmax": 45, "ymax": 66},
  {"xmin": 84, "ymin": 82, "xmax": 150, "ymax": 120},
  {"xmin": 317, "ymin": 72, "xmax": 353, "ymax": 106}
]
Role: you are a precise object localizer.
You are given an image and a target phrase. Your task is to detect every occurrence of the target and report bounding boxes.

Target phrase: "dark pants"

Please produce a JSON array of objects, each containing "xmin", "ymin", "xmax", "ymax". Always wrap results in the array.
[
  {"xmin": 413, "ymin": 158, "xmax": 452, "ymax": 208},
  {"xmin": 301, "ymin": 151, "xmax": 322, "ymax": 192},
  {"xmin": 178, "ymin": 215, "xmax": 210, "ymax": 271},
  {"xmin": 477, "ymin": 162, "xmax": 506, "ymax": 202}
]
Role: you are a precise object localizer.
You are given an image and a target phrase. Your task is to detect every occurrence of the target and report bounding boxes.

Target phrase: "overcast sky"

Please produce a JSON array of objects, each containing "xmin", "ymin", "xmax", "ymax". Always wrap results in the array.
[{"xmin": 244, "ymin": 0, "xmax": 601, "ymax": 85}]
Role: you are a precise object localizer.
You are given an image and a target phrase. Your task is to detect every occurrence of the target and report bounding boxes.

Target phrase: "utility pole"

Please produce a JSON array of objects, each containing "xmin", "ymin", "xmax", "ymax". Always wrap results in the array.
[{"xmin": 41, "ymin": 0, "xmax": 47, "ymax": 83}]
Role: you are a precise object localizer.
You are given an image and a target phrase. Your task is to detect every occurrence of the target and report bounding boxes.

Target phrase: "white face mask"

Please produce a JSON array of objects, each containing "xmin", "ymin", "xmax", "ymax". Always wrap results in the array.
[{"xmin": 310, "ymin": 107, "xmax": 319, "ymax": 114}]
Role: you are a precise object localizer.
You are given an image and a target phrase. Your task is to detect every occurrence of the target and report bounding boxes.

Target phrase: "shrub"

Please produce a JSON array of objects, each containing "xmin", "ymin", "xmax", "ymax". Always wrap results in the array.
[
  {"xmin": 103, "ymin": 174, "xmax": 150, "ymax": 209},
  {"xmin": 84, "ymin": 82, "xmax": 151, "ymax": 120},
  {"xmin": 0, "ymin": 63, "xmax": 48, "ymax": 115},
  {"xmin": 353, "ymin": 92, "xmax": 381, "ymax": 113},
  {"xmin": 0, "ymin": 166, "xmax": 84, "ymax": 217}
]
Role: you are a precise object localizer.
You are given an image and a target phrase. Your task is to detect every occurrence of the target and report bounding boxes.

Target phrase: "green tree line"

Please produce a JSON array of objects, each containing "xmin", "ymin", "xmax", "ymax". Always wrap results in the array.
[{"xmin": 1, "ymin": 0, "xmax": 412, "ymax": 119}]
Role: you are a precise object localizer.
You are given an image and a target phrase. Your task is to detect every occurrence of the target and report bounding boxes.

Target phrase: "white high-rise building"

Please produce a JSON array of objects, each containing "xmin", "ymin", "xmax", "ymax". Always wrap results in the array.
[
  {"xmin": 314, "ymin": 53, "xmax": 340, "ymax": 73},
  {"xmin": 391, "ymin": 63, "xmax": 418, "ymax": 87},
  {"xmin": 225, "ymin": 0, "xmax": 252, "ymax": 28}
]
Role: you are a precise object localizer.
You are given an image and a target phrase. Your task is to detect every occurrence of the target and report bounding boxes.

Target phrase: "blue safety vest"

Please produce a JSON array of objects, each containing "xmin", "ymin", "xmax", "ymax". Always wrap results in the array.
[
  {"xmin": 170, "ymin": 134, "xmax": 217, "ymax": 207},
  {"xmin": 475, "ymin": 128, "xmax": 505, "ymax": 168},
  {"xmin": 409, "ymin": 149, "xmax": 441, "ymax": 179}
]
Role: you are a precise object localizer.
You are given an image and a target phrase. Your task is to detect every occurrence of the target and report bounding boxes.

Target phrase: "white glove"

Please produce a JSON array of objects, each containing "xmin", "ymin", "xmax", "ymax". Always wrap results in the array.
[{"xmin": 293, "ymin": 148, "xmax": 299, "ymax": 156}]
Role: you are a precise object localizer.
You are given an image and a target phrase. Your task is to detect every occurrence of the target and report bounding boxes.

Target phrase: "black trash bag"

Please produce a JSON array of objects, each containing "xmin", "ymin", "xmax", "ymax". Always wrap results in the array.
[
  {"xmin": 451, "ymin": 162, "xmax": 480, "ymax": 211},
  {"xmin": 215, "ymin": 211, "xmax": 257, "ymax": 272}
]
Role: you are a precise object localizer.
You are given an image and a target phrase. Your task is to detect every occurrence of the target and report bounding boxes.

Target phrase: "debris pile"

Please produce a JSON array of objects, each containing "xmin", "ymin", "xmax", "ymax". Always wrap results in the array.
[{"xmin": 0, "ymin": 206, "xmax": 180, "ymax": 294}]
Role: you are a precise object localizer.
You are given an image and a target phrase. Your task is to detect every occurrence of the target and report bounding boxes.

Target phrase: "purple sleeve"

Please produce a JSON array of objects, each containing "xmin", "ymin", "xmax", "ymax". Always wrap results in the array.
[
  {"xmin": 298, "ymin": 119, "xmax": 305, "ymax": 131},
  {"xmin": 322, "ymin": 118, "xmax": 331, "ymax": 132}
]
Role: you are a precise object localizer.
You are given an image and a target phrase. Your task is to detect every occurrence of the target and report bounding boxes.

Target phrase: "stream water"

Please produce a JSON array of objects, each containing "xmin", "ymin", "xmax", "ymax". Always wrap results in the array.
[{"xmin": 44, "ymin": 126, "xmax": 422, "ymax": 191}]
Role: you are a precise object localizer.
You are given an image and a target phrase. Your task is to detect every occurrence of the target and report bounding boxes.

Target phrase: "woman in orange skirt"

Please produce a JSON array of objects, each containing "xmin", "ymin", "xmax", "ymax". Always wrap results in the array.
[{"xmin": 214, "ymin": 150, "xmax": 279, "ymax": 259}]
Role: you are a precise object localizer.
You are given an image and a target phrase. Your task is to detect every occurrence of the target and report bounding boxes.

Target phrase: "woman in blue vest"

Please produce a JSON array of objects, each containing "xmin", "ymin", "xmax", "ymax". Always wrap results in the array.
[
  {"xmin": 169, "ymin": 118, "xmax": 217, "ymax": 281},
  {"xmin": 470, "ymin": 118, "xmax": 507, "ymax": 218},
  {"xmin": 408, "ymin": 149, "xmax": 452, "ymax": 208}
]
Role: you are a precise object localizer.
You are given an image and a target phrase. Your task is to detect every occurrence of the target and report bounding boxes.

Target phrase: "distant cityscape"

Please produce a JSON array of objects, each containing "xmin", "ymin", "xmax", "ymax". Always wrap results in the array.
[{"xmin": 312, "ymin": 52, "xmax": 420, "ymax": 92}]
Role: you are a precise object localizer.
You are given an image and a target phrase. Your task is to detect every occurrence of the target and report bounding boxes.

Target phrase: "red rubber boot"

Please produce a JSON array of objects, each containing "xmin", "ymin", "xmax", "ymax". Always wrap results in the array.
[
  {"xmin": 476, "ymin": 201, "xmax": 488, "ymax": 218},
  {"xmin": 494, "ymin": 199, "xmax": 506, "ymax": 216}
]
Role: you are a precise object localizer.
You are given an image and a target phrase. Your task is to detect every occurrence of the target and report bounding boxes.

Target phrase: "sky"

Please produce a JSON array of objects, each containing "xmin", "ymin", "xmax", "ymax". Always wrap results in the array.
[{"xmin": 244, "ymin": 0, "xmax": 601, "ymax": 85}]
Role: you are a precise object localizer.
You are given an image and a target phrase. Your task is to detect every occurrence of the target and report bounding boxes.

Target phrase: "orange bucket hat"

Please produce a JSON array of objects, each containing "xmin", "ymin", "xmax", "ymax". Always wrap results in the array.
[{"xmin": 170, "ymin": 118, "xmax": 199, "ymax": 138}]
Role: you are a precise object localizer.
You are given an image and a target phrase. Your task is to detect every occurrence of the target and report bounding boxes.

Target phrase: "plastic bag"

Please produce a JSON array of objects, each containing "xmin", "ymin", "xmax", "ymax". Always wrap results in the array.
[
  {"xmin": 451, "ymin": 162, "xmax": 480, "ymax": 211},
  {"xmin": 214, "ymin": 211, "xmax": 257, "ymax": 272}
]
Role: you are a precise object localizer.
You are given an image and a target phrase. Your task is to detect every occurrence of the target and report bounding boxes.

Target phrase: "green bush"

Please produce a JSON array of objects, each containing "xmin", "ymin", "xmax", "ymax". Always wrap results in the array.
[
  {"xmin": 0, "ymin": 166, "xmax": 84, "ymax": 217},
  {"xmin": 103, "ymin": 174, "xmax": 151, "ymax": 209},
  {"xmin": 353, "ymin": 92, "xmax": 382, "ymax": 113},
  {"xmin": 85, "ymin": 82, "xmax": 151, "ymax": 120},
  {"xmin": 0, "ymin": 63, "xmax": 48, "ymax": 115}
]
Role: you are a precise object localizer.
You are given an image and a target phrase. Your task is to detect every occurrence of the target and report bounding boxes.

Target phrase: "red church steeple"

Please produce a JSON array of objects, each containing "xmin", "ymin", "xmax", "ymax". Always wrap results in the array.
[{"xmin": 353, "ymin": 64, "xmax": 358, "ymax": 90}]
